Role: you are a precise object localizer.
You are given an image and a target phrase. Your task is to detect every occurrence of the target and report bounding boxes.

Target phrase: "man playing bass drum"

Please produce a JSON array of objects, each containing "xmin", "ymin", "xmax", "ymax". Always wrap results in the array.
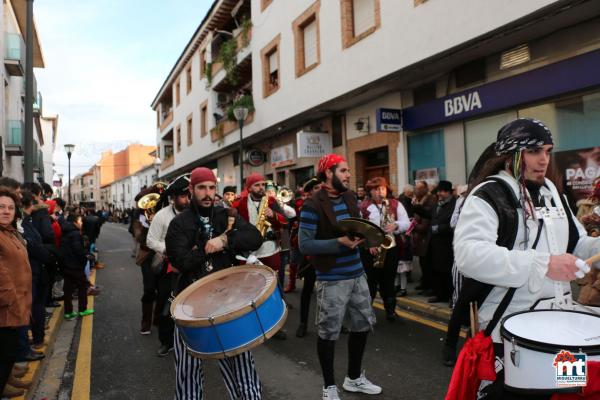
[{"xmin": 165, "ymin": 167, "xmax": 264, "ymax": 400}]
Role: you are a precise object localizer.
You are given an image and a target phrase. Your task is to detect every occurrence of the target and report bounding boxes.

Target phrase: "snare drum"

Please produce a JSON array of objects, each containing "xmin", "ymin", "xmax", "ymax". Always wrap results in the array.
[
  {"xmin": 501, "ymin": 310, "xmax": 600, "ymax": 394},
  {"xmin": 171, "ymin": 265, "xmax": 287, "ymax": 359}
]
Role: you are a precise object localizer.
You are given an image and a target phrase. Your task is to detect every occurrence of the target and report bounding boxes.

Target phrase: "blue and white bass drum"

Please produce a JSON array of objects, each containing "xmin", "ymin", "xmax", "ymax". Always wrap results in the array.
[{"xmin": 171, "ymin": 265, "xmax": 287, "ymax": 359}]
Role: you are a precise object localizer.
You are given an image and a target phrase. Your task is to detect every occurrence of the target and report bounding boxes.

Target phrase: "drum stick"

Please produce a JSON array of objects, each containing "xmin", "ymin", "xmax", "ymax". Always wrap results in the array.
[{"xmin": 469, "ymin": 302, "xmax": 478, "ymax": 337}]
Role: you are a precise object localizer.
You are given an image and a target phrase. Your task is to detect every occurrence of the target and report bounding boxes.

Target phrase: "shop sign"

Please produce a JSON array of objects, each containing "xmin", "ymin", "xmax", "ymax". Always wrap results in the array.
[
  {"xmin": 296, "ymin": 131, "xmax": 332, "ymax": 158},
  {"xmin": 246, "ymin": 149, "xmax": 265, "ymax": 167},
  {"xmin": 414, "ymin": 168, "xmax": 439, "ymax": 185},
  {"xmin": 402, "ymin": 48, "xmax": 600, "ymax": 131},
  {"xmin": 271, "ymin": 144, "xmax": 295, "ymax": 168},
  {"xmin": 554, "ymin": 146, "xmax": 600, "ymax": 204},
  {"xmin": 376, "ymin": 108, "xmax": 402, "ymax": 131}
]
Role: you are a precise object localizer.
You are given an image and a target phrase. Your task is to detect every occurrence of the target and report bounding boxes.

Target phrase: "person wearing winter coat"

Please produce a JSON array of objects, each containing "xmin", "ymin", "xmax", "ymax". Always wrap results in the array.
[{"xmin": 60, "ymin": 214, "xmax": 94, "ymax": 320}]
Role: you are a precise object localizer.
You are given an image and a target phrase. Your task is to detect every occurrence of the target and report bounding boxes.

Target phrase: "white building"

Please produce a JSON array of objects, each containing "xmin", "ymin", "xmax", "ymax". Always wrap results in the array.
[
  {"xmin": 108, "ymin": 165, "xmax": 158, "ymax": 210},
  {"xmin": 152, "ymin": 0, "xmax": 600, "ymax": 194},
  {"xmin": 1, "ymin": 0, "xmax": 46, "ymax": 182}
]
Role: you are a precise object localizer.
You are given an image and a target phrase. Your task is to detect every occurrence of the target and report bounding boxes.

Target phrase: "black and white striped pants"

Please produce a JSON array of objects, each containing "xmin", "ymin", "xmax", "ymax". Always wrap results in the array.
[{"xmin": 174, "ymin": 327, "xmax": 262, "ymax": 400}]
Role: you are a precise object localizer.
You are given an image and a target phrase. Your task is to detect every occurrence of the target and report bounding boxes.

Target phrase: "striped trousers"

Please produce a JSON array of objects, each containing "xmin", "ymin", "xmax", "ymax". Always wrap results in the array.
[
  {"xmin": 174, "ymin": 327, "xmax": 262, "ymax": 400},
  {"xmin": 451, "ymin": 261, "xmax": 463, "ymax": 309}
]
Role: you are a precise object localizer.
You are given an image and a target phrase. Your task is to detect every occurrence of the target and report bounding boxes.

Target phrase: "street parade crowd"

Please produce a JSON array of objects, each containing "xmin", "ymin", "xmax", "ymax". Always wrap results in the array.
[{"xmin": 1, "ymin": 118, "xmax": 600, "ymax": 399}]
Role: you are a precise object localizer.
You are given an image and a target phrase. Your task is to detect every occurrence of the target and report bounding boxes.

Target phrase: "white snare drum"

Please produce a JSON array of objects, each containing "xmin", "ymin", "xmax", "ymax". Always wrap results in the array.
[{"xmin": 501, "ymin": 310, "xmax": 600, "ymax": 394}]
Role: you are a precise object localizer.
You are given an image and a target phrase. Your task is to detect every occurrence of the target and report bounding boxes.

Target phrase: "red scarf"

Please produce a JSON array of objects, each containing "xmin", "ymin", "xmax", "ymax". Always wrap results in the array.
[{"xmin": 320, "ymin": 182, "xmax": 340, "ymax": 197}]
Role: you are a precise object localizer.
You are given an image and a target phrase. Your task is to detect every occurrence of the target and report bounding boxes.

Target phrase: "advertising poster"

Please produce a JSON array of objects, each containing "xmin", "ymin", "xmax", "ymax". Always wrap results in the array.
[{"xmin": 554, "ymin": 146, "xmax": 600, "ymax": 207}]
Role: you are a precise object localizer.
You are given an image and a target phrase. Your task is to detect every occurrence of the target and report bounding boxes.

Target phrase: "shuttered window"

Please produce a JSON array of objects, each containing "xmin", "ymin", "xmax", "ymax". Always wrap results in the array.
[
  {"xmin": 303, "ymin": 19, "xmax": 317, "ymax": 68},
  {"xmin": 269, "ymin": 51, "xmax": 278, "ymax": 74},
  {"xmin": 353, "ymin": 0, "xmax": 375, "ymax": 36}
]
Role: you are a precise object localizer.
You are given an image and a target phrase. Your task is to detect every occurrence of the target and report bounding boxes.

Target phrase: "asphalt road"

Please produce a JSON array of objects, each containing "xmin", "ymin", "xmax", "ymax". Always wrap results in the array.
[{"xmin": 91, "ymin": 222, "xmax": 453, "ymax": 399}]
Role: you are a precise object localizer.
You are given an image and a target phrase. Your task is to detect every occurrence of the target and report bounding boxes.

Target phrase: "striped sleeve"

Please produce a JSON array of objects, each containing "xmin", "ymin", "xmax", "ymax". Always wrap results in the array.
[{"xmin": 299, "ymin": 204, "xmax": 319, "ymax": 231}]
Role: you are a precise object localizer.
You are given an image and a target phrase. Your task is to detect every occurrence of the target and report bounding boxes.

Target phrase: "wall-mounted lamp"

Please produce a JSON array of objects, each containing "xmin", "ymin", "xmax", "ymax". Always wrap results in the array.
[{"xmin": 354, "ymin": 117, "xmax": 370, "ymax": 132}]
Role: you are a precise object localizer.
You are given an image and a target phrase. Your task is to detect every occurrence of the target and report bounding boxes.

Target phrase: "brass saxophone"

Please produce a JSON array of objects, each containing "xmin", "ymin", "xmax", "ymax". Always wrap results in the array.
[
  {"xmin": 255, "ymin": 195, "xmax": 272, "ymax": 237},
  {"xmin": 373, "ymin": 199, "xmax": 396, "ymax": 268}
]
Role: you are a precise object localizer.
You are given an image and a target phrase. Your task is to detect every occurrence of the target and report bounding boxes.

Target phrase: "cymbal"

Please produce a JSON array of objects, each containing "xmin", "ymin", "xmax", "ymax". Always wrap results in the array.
[{"xmin": 336, "ymin": 217, "xmax": 385, "ymax": 248}]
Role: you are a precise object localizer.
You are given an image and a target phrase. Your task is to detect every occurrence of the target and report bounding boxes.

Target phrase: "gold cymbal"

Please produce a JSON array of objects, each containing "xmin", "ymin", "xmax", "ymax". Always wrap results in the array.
[{"xmin": 336, "ymin": 217, "xmax": 385, "ymax": 248}]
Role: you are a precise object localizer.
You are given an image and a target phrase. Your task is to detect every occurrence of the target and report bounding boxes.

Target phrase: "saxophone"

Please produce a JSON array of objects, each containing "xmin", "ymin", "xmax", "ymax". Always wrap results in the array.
[
  {"xmin": 255, "ymin": 195, "xmax": 272, "ymax": 237},
  {"xmin": 373, "ymin": 199, "xmax": 396, "ymax": 268}
]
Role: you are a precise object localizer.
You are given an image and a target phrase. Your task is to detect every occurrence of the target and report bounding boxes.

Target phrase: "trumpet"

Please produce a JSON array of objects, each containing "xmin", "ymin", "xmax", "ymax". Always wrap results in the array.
[
  {"xmin": 138, "ymin": 193, "xmax": 161, "ymax": 222},
  {"xmin": 276, "ymin": 187, "xmax": 293, "ymax": 204}
]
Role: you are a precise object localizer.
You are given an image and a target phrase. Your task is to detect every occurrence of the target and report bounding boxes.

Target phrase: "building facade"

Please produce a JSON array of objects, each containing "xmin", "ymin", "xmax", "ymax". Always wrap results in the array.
[{"xmin": 152, "ymin": 0, "xmax": 600, "ymax": 194}]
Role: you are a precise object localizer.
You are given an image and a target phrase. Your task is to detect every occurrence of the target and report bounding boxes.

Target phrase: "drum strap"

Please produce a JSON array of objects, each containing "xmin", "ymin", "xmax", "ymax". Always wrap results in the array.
[{"xmin": 483, "ymin": 219, "xmax": 544, "ymax": 337}]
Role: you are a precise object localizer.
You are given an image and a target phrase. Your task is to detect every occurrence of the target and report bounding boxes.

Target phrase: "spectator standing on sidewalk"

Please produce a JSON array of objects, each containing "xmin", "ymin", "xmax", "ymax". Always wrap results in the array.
[
  {"xmin": 61, "ymin": 214, "xmax": 94, "ymax": 320},
  {"xmin": 0, "ymin": 187, "xmax": 32, "ymax": 398},
  {"xmin": 412, "ymin": 181, "xmax": 437, "ymax": 295}
]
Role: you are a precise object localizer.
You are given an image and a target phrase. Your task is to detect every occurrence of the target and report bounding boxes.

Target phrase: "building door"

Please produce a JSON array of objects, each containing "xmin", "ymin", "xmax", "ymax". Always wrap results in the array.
[
  {"xmin": 407, "ymin": 129, "xmax": 445, "ymax": 184},
  {"xmin": 358, "ymin": 147, "xmax": 389, "ymax": 187}
]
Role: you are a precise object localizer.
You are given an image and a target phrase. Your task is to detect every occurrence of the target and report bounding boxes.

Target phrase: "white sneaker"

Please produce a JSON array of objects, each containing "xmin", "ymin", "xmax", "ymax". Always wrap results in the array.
[
  {"xmin": 322, "ymin": 385, "xmax": 341, "ymax": 400},
  {"xmin": 342, "ymin": 372, "xmax": 382, "ymax": 394}
]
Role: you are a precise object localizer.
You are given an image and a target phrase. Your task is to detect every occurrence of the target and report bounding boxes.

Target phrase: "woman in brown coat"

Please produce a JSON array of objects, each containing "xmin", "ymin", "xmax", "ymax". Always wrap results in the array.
[{"xmin": 0, "ymin": 187, "xmax": 32, "ymax": 394}]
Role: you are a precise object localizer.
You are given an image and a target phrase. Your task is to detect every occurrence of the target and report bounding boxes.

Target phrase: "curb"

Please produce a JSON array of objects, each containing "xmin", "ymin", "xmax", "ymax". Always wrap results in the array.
[{"xmin": 13, "ymin": 302, "xmax": 64, "ymax": 400}]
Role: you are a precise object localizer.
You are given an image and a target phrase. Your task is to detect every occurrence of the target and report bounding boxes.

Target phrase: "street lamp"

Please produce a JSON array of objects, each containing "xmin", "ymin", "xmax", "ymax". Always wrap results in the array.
[
  {"xmin": 64, "ymin": 144, "xmax": 75, "ymax": 205},
  {"xmin": 233, "ymin": 106, "xmax": 249, "ymax": 192}
]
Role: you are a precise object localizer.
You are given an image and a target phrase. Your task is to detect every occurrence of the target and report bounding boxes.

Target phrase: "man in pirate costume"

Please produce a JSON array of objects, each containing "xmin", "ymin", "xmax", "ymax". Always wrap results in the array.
[
  {"xmin": 453, "ymin": 118, "xmax": 600, "ymax": 399},
  {"xmin": 299, "ymin": 154, "xmax": 381, "ymax": 400},
  {"xmin": 146, "ymin": 174, "xmax": 190, "ymax": 357},
  {"xmin": 359, "ymin": 177, "xmax": 410, "ymax": 322},
  {"xmin": 165, "ymin": 167, "xmax": 264, "ymax": 400}
]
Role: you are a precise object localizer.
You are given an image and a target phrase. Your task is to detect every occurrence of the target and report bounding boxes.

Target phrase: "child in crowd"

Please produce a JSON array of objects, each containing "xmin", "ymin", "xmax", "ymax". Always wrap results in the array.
[{"xmin": 60, "ymin": 214, "xmax": 94, "ymax": 319}]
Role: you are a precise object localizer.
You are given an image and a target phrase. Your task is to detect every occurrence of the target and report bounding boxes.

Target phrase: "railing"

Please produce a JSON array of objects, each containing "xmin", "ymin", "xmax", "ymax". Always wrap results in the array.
[
  {"xmin": 6, "ymin": 120, "xmax": 23, "ymax": 146},
  {"xmin": 33, "ymin": 91, "xmax": 43, "ymax": 115},
  {"xmin": 159, "ymin": 110, "xmax": 173, "ymax": 132},
  {"xmin": 4, "ymin": 33, "xmax": 25, "ymax": 76},
  {"xmin": 210, "ymin": 112, "xmax": 254, "ymax": 143},
  {"xmin": 160, "ymin": 155, "xmax": 174, "ymax": 170}
]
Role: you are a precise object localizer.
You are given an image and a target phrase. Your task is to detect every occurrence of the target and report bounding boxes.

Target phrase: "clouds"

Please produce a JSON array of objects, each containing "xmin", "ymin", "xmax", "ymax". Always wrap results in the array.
[{"xmin": 34, "ymin": 1, "xmax": 210, "ymax": 178}]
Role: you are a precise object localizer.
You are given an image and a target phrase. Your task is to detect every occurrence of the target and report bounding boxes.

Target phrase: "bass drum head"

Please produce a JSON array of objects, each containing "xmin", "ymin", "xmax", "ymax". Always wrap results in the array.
[
  {"xmin": 171, "ymin": 265, "xmax": 277, "ymax": 326},
  {"xmin": 501, "ymin": 310, "xmax": 600, "ymax": 353}
]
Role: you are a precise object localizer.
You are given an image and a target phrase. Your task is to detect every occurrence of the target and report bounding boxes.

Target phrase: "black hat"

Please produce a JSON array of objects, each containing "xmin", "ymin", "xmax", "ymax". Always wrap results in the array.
[
  {"xmin": 165, "ymin": 174, "xmax": 190, "ymax": 197},
  {"xmin": 223, "ymin": 186, "xmax": 237, "ymax": 195},
  {"xmin": 494, "ymin": 118, "xmax": 553, "ymax": 155},
  {"xmin": 436, "ymin": 180, "xmax": 453, "ymax": 193},
  {"xmin": 302, "ymin": 177, "xmax": 320, "ymax": 193}
]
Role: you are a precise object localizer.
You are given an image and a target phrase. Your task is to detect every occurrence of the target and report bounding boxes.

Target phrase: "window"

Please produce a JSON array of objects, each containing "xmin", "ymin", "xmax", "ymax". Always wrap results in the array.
[
  {"xmin": 187, "ymin": 115, "xmax": 193, "ymax": 146},
  {"xmin": 186, "ymin": 65, "xmax": 192, "ymax": 94},
  {"xmin": 200, "ymin": 102, "xmax": 208, "ymax": 137},
  {"xmin": 176, "ymin": 125, "xmax": 181, "ymax": 152},
  {"xmin": 261, "ymin": 35, "xmax": 281, "ymax": 98},
  {"xmin": 175, "ymin": 80, "xmax": 181, "ymax": 106},
  {"xmin": 332, "ymin": 115, "xmax": 344, "ymax": 147},
  {"xmin": 340, "ymin": 0, "xmax": 380, "ymax": 49},
  {"xmin": 455, "ymin": 58, "xmax": 486, "ymax": 88},
  {"xmin": 261, "ymin": 0, "xmax": 273, "ymax": 11},
  {"xmin": 293, "ymin": 1, "xmax": 321, "ymax": 77},
  {"xmin": 413, "ymin": 82, "xmax": 437, "ymax": 106},
  {"xmin": 200, "ymin": 48, "xmax": 207, "ymax": 78}
]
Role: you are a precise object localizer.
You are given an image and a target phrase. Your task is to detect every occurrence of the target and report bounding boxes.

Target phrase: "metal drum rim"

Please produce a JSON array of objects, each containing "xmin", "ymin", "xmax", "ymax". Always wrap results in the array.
[
  {"xmin": 171, "ymin": 265, "xmax": 277, "ymax": 327},
  {"xmin": 500, "ymin": 309, "xmax": 600, "ymax": 355},
  {"xmin": 184, "ymin": 303, "xmax": 288, "ymax": 359}
]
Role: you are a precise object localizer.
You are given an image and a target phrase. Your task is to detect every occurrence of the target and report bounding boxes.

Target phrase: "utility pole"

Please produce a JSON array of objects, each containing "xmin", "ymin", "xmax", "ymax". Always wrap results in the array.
[{"xmin": 23, "ymin": 0, "xmax": 35, "ymax": 181}]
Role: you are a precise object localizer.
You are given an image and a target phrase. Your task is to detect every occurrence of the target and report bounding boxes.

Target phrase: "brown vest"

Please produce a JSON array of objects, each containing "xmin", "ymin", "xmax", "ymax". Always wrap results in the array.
[{"xmin": 303, "ymin": 188, "xmax": 360, "ymax": 273}]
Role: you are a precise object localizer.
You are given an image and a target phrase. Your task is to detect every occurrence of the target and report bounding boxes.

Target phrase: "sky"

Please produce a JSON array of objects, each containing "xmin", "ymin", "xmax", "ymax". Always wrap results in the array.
[{"xmin": 34, "ymin": 0, "xmax": 212, "ymax": 179}]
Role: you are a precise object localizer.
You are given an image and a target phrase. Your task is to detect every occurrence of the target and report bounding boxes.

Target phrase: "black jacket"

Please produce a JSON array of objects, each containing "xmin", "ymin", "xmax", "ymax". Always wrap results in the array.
[
  {"xmin": 427, "ymin": 196, "xmax": 457, "ymax": 271},
  {"xmin": 21, "ymin": 214, "xmax": 51, "ymax": 276},
  {"xmin": 83, "ymin": 214, "xmax": 101, "ymax": 242},
  {"xmin": 31, "ymin": 203, "xmax": 55, "ymax": 246},
  {"xmin": 165, "ymin": 204, "xmax": 263, "ymax": 294},
  {"xmin": 60, "ymin": 221, "xmax": 87, "ymax": 271}
]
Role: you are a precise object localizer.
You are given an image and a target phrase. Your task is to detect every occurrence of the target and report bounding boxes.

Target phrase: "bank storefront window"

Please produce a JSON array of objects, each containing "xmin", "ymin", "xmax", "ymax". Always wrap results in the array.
[
  {"xmin": 407, "ymin": 129, "xmax": 445, "ymax": 183},
  {"xmin": 464, "ymin": 112, "xmax": 516, "ymax": 177},
  {"xmin": 518, "ymin": 91, "xmax": 600, "ymax": 151}
]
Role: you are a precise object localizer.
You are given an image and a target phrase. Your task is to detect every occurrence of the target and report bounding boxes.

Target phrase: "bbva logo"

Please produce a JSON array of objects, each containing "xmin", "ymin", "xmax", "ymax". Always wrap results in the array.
[{"xmin": 444, "ymin": 91, "xmax": 483, "ymax": 117}]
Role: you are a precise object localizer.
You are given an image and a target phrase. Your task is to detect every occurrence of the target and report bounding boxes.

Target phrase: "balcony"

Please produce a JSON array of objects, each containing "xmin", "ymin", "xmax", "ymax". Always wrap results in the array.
[
  {"xmin": 33, "ymin": 92, "xmax": 43, "ymax": 115},
  {"xmin": 4, "ymin": 33, "xmax": 24, "ymax": 76},
  {"xmin": 159, "ymin": 110, "xmax": 173, "ymax": 132},
  {"xmin": 5, "ymin": 120, "xmax": 24, "ymax": 155},
  {"xmin": 210, "ymin": 24, "xmax": 252, "ymax": 92},
  {"xmin": 160, "ymin": 155, "xmax": 174, "ymax": 171},
  {"xmin": 210, "ymin": 112, "xmax": 254, "ymax": 143}
]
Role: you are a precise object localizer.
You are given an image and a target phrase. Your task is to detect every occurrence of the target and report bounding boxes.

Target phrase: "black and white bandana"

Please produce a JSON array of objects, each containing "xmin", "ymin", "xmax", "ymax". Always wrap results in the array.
[{"xmin": 494, "ymin": 118, "xmax": 553, "ymax": 155}]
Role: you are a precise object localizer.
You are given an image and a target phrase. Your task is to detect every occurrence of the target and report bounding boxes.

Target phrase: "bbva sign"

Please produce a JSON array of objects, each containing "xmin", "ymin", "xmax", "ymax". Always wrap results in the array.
[{"xmin": 444, "ymin": 91, "xmax": 483, "ymax": 117}]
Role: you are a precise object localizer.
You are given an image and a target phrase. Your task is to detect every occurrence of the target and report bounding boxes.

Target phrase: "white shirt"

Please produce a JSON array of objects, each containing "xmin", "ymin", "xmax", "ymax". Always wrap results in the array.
[
  {"xmin": 365, "ymin": 200, "xmax": 411, "ymax": 234},
  {"xmin": 147, "ymin": 205, "xmax": 180, "ymax": 254},
  {"xmin": 247, "ymin": 197, "xmax": 279, "ymax": 258},
  {"xmin": 454, "ymin": 171, "xmax": 600, "ymax": 341}
]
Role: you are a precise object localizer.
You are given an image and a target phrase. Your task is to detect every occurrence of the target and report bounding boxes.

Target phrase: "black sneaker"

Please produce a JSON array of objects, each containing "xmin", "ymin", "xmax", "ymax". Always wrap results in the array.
[
  {"xmin": 296, "ymin": 323, "xmax": 307, "ymax": 338},
  {"xmin": 157, "ymin": 344, "xmax": 174, "ymax": 357}
]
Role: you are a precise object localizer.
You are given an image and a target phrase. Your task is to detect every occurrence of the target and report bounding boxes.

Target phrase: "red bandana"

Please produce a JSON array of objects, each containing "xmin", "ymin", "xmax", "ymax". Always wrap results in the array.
[{"xmin": 318, "ymin": 153, "xmax": 346, "ymax": 174}]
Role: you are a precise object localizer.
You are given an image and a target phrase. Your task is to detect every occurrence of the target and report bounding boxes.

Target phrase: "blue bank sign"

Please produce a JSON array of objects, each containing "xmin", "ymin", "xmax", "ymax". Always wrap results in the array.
[
  {"xmin": 376, "ymin": 108, "xmax": 402, "ymax": 131},
  {"xmin": 402, "ymin": 48, "xmax": 600, "ymax": 131}
]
